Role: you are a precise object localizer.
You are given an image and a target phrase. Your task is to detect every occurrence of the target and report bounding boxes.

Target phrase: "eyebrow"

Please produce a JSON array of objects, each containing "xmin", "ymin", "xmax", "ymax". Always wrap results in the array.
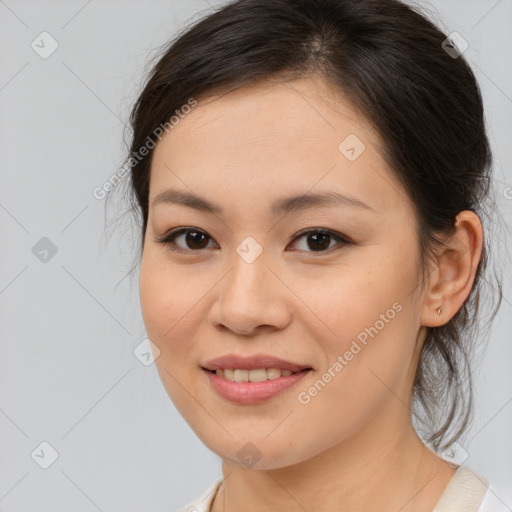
[{"xmin": 152, "ymin": 188, "xmax": 376, "ymax": 215}]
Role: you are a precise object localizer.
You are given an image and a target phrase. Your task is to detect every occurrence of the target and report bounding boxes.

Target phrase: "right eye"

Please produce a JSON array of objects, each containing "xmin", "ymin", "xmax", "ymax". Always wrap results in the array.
[{"xmin": 153, "ymin": 227, "xmax": 218, "ymax": 253}]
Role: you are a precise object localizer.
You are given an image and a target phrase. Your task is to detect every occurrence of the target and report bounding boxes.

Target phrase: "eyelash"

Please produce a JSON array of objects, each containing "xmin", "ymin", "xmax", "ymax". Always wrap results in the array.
[{"xmin": 153, "ymin": 227, "xmax": 352, "ymax": 255}]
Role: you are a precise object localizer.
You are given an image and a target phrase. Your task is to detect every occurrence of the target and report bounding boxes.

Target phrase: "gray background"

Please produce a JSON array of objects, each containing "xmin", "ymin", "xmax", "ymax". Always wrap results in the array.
[{"xmin": 0, "ymin": 0, "xmax": 511, "ymax": 510}]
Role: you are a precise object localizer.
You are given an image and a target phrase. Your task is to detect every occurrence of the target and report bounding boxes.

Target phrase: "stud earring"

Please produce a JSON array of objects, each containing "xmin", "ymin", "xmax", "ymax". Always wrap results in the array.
[{"xmin": 437, "ymin": 307, "xmax": 442, "ymax": 315}]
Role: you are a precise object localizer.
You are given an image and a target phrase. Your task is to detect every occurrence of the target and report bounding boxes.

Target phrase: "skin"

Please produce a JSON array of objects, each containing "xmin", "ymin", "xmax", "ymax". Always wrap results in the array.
[{"xmin": 138, "ymin": 76, "xmax": 484, "ymax": 511}]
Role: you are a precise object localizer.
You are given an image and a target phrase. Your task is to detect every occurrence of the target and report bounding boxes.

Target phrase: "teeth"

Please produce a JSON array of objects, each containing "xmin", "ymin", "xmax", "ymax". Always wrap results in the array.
[
  {"xmin": 247, "ymin": 368, "xmax": 267, "ymax": 382},
  {"xmin": 266, "ymin": 368, "xmax": 282, "ymax": 380},
  {"xmin": 215, "ymin": 368, "xmax": 296, "ymax": 382},
  {"xmin": 234, "ymin": 369, "xmax": 249, "ymax": 382}
]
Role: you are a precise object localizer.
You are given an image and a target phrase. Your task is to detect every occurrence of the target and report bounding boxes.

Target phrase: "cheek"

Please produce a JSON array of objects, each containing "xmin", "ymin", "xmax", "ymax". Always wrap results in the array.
[
  {"xmin": 139, "ymin": 252, "xmax": 195, "ymax": 359},
  {"xmin": 299, "ymin": 257, "xmax": 409, "ymax": 345},
  {"xmin": 306, "ymin": 250, "xmax": 419, "ymax": 383},
  {"xmin": 139, "ymin": 253, "xmax": 206, "ymax": 415}
]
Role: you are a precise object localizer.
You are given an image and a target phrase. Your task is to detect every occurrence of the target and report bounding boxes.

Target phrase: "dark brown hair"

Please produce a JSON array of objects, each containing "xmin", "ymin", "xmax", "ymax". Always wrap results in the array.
[{"xmin": 112, "ymin": 0, "xmax": 504, "ymax": 452}]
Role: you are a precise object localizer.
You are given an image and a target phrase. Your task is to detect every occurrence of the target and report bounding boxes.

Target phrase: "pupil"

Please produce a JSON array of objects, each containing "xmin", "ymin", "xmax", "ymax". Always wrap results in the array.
[
  {"xmin": 186, "ymin": 231, "xmax": 208, "ymax": 249},
  {"xmin": 309, "ymin": 232, "xmax": 330, "ymax": 251}
]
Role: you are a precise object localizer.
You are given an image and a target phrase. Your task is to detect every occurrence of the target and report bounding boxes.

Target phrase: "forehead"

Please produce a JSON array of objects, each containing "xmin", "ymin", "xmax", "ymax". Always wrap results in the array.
[
  {"xmin": 149, "ymin": 77, "xmax": 412, "ymax": 219},
  {"xmin": 169, "ymin": 77, "xmax": 373, "ymax": 153}
]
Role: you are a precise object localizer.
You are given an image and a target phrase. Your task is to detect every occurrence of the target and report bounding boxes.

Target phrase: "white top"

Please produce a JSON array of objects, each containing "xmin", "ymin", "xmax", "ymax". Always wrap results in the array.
[{"xmin": 176, "ymin": 465, "xmax": 510, "ymax": 512}]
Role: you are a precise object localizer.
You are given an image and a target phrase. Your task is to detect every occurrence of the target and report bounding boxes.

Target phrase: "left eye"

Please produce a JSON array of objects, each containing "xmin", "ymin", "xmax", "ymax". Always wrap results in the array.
[
  {"xmin": 289, "ymin": 229, "xmax": 351, "ymax": 253},
  {"xmin": 154, "ymin": 228, "xmax": 351, "ymax": 254}
]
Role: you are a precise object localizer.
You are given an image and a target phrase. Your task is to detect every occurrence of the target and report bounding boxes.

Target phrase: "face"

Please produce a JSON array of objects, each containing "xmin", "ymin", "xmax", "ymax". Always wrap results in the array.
[{"xmin": 139, "ymin": 76, "xmax": 428, "ymax": 469}]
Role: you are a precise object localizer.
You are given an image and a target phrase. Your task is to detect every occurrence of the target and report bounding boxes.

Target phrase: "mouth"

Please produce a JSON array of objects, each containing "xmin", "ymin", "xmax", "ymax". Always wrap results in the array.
[
  {"xmin": 200, "ymin": 353, "xmax": 313, "ymax": 404},
  {"xmin": 202, "ymin": 367, "xmax": 312, "ymax": 382},
  {"xmin": 201, "ymin": 353, "xmax": 313, "ymax": 374},
  {"xmin": 201, "ymin": 367, "xmax": 313, "ymax": 406}
]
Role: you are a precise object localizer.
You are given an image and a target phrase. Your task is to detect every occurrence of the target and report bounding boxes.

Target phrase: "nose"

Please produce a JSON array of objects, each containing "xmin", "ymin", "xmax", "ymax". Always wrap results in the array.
[{"xmin": 208, "ymin": 250, "xmax": 292, "ymax": 336}]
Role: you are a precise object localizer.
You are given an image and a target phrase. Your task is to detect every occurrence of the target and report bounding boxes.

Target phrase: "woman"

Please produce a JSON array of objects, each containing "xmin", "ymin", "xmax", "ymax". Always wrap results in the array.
[{"xmin": 121, "ymin": 0, "xmax": 508, "ymax": 509}]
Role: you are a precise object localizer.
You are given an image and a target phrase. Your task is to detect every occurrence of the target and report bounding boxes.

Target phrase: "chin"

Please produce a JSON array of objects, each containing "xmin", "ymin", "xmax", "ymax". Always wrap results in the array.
[{"xmin": 201, "ymin": 435, "xmax": 311, "ymax": 470}]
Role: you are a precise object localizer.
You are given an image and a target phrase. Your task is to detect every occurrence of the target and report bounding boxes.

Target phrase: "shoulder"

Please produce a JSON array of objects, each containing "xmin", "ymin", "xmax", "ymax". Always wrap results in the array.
[
  {"xmin": 175, "ymin": 478, "xmax": 223, "ymax": 512},
  {"xmin": 177, "ymin": 471, "xmax": 512, "ymax": 512},
  {"xmin": 432, "ymin": 465, "xmax": 511, "ymax": 512},
  {"xmin": 477, "ymin": 484, "xmax": 512, "ymax": 512}
]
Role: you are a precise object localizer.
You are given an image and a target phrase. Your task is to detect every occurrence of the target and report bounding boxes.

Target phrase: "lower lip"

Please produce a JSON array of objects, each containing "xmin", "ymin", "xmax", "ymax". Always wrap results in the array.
[{"xmin": 203, "ymin": 368, "xmax": 312, "ymax": 404}]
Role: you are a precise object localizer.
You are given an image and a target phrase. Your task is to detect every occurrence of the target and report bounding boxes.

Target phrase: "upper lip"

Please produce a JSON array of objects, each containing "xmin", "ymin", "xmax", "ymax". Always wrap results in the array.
[{"xmin": 202, "ymin": 354, "xmax": 313, "ymax": 373}]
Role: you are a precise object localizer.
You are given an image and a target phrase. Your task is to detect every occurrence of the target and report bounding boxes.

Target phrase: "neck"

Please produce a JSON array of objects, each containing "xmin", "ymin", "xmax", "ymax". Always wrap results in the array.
[{"xmin": 213, "ymin": 409, "xmax": 456, "ymax": 512}]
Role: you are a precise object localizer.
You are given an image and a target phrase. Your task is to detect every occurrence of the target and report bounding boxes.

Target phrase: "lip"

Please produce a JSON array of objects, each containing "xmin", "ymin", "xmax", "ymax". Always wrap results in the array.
[
  {"xmin": 202, "ymin": 354, "xmax": 313, "ymax": 373},
  {"xmin": 201, "ymin": 353, "xmax": 313, "ymax": 405},
  {"xmin": 203, "ymin": 367, "xmax": 312, "ymax": 404}
]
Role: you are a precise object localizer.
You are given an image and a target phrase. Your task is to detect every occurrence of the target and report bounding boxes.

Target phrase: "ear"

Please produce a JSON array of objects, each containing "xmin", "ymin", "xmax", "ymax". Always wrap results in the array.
[{"xmin": 421, "ymin": 211, "xmax": 484, "ymax": 327}]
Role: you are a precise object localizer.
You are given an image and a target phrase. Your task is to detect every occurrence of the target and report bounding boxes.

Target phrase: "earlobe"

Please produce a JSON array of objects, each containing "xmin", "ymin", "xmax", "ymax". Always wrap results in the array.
[{"xmin": 420, "ymin": 211, "xmax": 483, "ymax": 327}]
